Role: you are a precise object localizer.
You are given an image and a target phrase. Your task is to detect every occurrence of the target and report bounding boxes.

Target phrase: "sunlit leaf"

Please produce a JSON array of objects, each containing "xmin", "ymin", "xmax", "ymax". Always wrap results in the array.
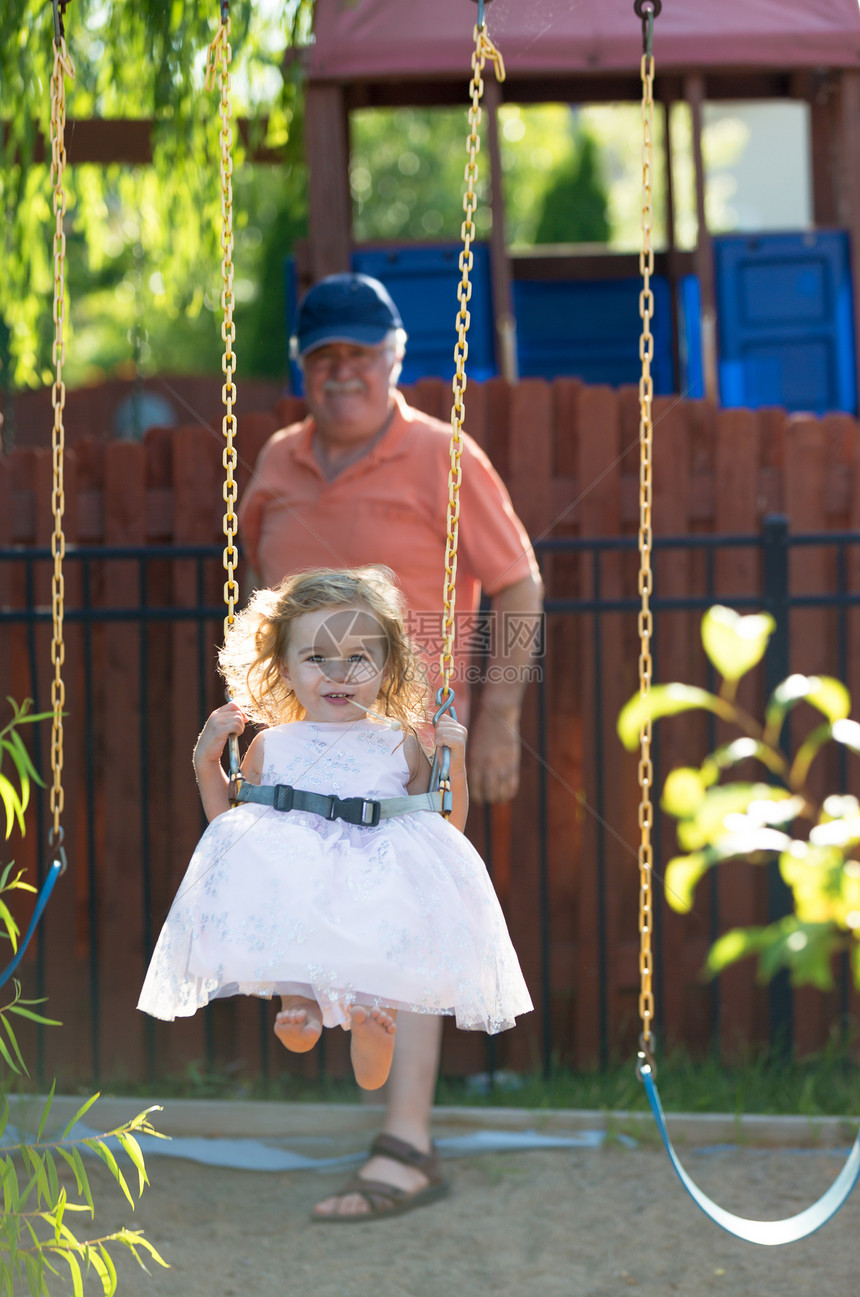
[
  {"xmin": 0, "ymin": 779, "xmax": 23, "ymax": 841},
  {"xmin": 700, "ymin": 737, "xmax": 786, "ymax": 782},
  {"xmin": 115, "ymin": 1228, "xmax": 170, "ymax": 1271},
  {"xmin": 57, "ymin": 1147, "xmax": 93, "ymax": 1213},
  {"xmin": 87, "ymin": 1141, "xmax": 134, "ymax": 1210},
  {"xmin": 45, "ymin": 1149, "xmax": 60, "ymax": 1208},
  {"xmin": 794, "ymin": 717, "xmax": 860, "ymax": 787},
  {"xmin": 125, "ymin": 1105, "xmax": 167, "ymax": 1138},
  {"xmin": 99, "ymin": 1242, "xmax": 118, "ymax": 1294},
  {"xmin": 707, "ymin": 918, "xmax": 840, "ymax": 989},
  {"xmin": 0, "ymin": 1030, "xmax": 23, "ymax": 1077},
  {"xmin": 7, "ymin": 1003, "xmax": 62, "ymax": 1025},
  {"xmin": 617, "ymin": 683, "xmax": 729, "ymax": 751},
  {"xmin": 706, "ymin": 828, "xmax": 793, "ymax": 864},
  {"xmin": 822, "ymin": 793, "xmax": 860, "ymax": 820},
  {"xmin": 779, "ymin": 843, "xmax": 844, "ymax": 923},
  {"xmin": 58, "ymin": 1249, "xmax": 84, "ymax": 1297},
  {"xmin": 60, "ymin": 1093, "xmax": 100, "ymax": 1141},
  {"xmin": 664, "ymin": 853, "xmax": 710, "ymax": 913},
  {"xmin": 675, "ymin": 783, "xmax": 794, "ymax": 852},
  {"xmin": 0, "ymin": 901, "xmax": 21, "ymax": 951},
  {"xmin": 706, "ymin": 925, "xmax": 767, "ymax": 975},
  {"xmin": 766, "ymin": 675, "xmax": 851, "ymax": 743},
  {"xmin": 37, "ymin": 1081, "xmax": 56, "ymax": 1141},
  {"xmin": 0, "ymin": 1013, "xmax": 29, "ymax": 1075},
  {"xmin": 810, "ymin": 815, "xmax": 860, "ymax": 849},
  {"xmin": 116, "ymin": 1131, "xmax": 148, "ymax": 1195},
  {"xmin": 831, "ymin": 718, "xmax": 860, "ymax": 753},
  {"xmin": 700, "ymin": 605, "xmax": 774, "ymax": 681},
  {"xmin": 660, "ymin": 767, "xmax": 706, "ymax": 818},
  {"xmin": 758, "ymin": 920, "xmax": 839, "ymax": 990}
]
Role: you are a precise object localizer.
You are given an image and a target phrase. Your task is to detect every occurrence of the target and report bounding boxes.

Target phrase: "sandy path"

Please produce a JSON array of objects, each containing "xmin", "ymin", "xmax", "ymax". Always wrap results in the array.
[{"xmin": 41, "ymin": 1103, "xmax": 858, "ymax": 1297}]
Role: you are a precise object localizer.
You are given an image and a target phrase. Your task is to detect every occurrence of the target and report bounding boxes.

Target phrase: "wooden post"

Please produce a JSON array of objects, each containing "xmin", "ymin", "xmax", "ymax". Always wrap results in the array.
[
  {"xmin": 100, "ymin": 442, "xmax": 148, "ymax": 1079},
  {"xmin": 662, "ymin": 97, "xmax": 683, "ymax": 393},
  {"xmin": 805, "ymin": 72, "xmax": 838, "ymax": 227},
  {"xmin": 686, "ymin": 74, "xmax": 719, "ymax": 404},
  {"xmin": 834, "ymin": 70, "xmax": 860, "ymax": 416},
  {"xmin": 714, "ymin": 406, "xmax": 768, "ymax": 1056},
  {"xmin": 304, "ymin": 83, "xmax": 352, "ymax": 281},
  {"xmin": 484, "ymin": 78, "xmax": 518, "ymax": 382}
]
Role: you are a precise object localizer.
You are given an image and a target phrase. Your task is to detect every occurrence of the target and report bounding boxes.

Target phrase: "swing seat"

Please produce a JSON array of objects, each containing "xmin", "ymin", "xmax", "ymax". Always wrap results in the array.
[{"xmin": 640, "ymin": 1064, "xmax": 860, "ymax": 1245}]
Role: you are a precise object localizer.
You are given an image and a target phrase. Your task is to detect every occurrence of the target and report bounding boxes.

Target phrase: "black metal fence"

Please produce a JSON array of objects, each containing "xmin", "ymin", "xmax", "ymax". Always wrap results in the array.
[{"xmin": 2, "ymin": 515, "xmax": 860, "ymax": 1085}]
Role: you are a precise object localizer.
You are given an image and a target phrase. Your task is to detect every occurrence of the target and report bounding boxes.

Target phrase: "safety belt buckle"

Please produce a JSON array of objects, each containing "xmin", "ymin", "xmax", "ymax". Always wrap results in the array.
[
  {"xmin": 273, "ymin": 784, "xmax": 295, "ymax": 812},
  {"xmin": 359, "ymin": 798, "xmax": 381, "ymax": 827},
  {"xmin": 338, "ymin": 796, "xmax": 381, "ymax": 827}
]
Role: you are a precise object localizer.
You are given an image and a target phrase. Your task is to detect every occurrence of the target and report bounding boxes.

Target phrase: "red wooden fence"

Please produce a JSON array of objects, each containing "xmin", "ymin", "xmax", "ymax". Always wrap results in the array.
[{"xmin": 2, "ymin": 375, "xmax": 860, "ymax": 1086}]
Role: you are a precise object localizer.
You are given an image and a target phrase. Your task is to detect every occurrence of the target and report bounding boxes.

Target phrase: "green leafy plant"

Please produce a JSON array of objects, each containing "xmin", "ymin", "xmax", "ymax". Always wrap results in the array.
[
  {"xmin": 618, "ymin": 607, "xmax": 860, "ymax": 992},
  {"xmin": 0, "ymin": 700, "xmax": 168, "ymax": 1295}
]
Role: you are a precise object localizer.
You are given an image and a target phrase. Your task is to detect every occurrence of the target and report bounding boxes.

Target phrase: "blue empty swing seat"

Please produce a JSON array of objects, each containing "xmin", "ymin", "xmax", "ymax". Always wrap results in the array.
[
  {"xmin": 640, "ymin": 1064, "xmax": 860, "ymax": 1245},
  {"xmin": 0, "ymin": 857, "xmax": 64, "ymax": 990}
]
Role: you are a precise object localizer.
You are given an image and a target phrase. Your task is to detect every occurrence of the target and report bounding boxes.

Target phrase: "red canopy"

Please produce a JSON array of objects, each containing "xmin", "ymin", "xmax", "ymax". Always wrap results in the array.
[{"xmin": 307, "ymin": 0, "xmax": 860, "ymax": 80}]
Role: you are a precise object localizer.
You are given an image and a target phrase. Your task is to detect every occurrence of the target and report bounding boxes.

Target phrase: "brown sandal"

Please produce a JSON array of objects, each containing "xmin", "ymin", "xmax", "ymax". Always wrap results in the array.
[{"xmin": 311, "ymin": 1133, "xmax": 450, "ymax": 1224}]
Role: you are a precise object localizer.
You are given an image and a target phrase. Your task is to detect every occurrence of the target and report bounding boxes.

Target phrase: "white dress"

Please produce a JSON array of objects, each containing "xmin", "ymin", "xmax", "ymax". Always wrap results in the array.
[{"xmin": 138, "ymin": 719, "xmax": 532, "ymax": 1033}]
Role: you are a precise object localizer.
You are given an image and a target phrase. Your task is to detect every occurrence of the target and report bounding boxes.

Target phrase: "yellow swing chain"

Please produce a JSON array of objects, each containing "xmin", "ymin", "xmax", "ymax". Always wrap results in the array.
[
  {"xmin": 206, "ymin": 5, "xmax": 242, "ymax": 788},
  {"xmin": 48, "ymin": 15, "xmax": 75, "ymax": 871},
  {"xmin": 206, "ymin": 7, "xmax": 239, "ymax": 641},
  {"xmin": 441, "ymin": 19, "xmax": 505, "ymax": 705},
  {"xmin": 635, "ymin": 1, "xmax": 658, "ymax": 1067},
  {"xmin": 434, "ymin": 12, "xmax": 504, "ymax": 813}
]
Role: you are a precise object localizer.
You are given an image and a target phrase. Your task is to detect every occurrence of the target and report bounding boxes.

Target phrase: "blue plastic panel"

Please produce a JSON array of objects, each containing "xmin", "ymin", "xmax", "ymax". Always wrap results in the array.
[
  {"xmin": 283, "ymin": 256, "xmax": 302, "ymax": 394},
  {"xmin": 679, "ymin": 274, "xmax": 705, "ymax": 400},
  {"xmin": 283, "ymin": 246, "xmax": 496, "ymax": 394},
  {"xmin": 352, "ymin": 244, "xmax": 497, "ymax": 386},
  {"xmin": 283, "ymin": 251, "xmax": 703, "ymax": 399},
  {"xmin": 511, "ymin": 275, "xmax": 676, "ymax": 394},
  {"xmin": 714, "ymin": 231, "xmax": 856, "ymax": 415}
]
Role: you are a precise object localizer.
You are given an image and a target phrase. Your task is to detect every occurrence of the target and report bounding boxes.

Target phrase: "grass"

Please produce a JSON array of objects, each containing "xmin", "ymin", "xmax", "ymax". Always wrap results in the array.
[
  {"xmin": 437, "ymin": 1047, "xmax": 860, "ymax": 1118},
  {"xmin": 25, "ymin": 1041, "xmax": 860, "ymax": 1118}
]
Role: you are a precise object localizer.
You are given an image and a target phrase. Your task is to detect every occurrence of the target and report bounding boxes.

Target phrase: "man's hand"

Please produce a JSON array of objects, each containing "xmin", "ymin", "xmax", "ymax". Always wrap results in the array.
[
  {"xmin": 465, "ymin": 572, "xmax": 543, "ymax": 805},
  {"xmin": 467, "ymin": 706, "xmax": 521, "ymax": 805}
]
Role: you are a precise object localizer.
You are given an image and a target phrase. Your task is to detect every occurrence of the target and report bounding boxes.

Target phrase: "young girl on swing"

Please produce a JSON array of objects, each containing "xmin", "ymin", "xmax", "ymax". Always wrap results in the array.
[{"xmin": 138, "ymin": 566, "xmax": 532, "ymax": 1090}]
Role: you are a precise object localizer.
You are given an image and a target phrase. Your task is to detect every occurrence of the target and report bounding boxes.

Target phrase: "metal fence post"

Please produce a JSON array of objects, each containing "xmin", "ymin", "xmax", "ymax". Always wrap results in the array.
[{"xmin": 761, "ymin": 513, "xmax": 793, "ymax": 1055}]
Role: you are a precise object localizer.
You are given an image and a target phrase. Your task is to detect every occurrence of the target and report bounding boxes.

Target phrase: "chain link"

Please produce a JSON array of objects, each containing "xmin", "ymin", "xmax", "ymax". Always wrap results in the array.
[
  {"xmin": 440, "ymin": 24, "xmax": 505, "ymax": 699},
  {"xmin": 206, "ymin": 15, "xmax": 239, "ymax": 642},
  {"xmin": 48, "ymin": 32, "xmax": 75, "ymax": 853},
  {"xmin": 206, "ymin": 10, "xmax": 243, "ymax": 792},
  {"xmin": 636, "ymin": 48, "xmax": 656, "ymax": 1047}
]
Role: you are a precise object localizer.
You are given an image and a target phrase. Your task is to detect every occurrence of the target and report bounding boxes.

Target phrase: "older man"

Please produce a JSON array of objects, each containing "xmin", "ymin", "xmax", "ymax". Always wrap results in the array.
[{"xmin": 239, "ymin": 273, "xmax": 543, "ymax": 1221}]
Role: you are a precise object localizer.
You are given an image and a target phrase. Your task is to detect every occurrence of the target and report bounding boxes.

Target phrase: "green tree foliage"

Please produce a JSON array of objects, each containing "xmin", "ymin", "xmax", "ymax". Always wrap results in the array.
[
  {"xmin": 350, "ymin": 107, "xmax": 494, "ymax": 245},
  {"xmin": 533, "ymin": 130, "xmax": 610, "ymax": 245},
  {"xmin": 4, "ymin": 8, "xmax": 619, "ymax": 393},
  {"xmin": 618, "ymin": 608, "xmax": 860, "ymax": 992},
  {"xmin": 0, "ymin": 700, "xmax": 168, "ymax": 1294},
  {"xmin": 2, "ymin": 1, "xmax": 312, "ymax": 388},
  {"xmin": 350, "ymin": 103, "xmax": 601, "ymax": 250}
]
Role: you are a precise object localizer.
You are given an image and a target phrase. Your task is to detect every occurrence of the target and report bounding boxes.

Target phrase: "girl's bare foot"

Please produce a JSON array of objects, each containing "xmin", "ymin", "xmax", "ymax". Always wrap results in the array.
[
  {"xmin": 274, "ymin": 996, "xmax": 323, "ymax": 1053},
  {"xmin": 349, "ymin": 1005, "xmax": 398, "ymax": 1091}
]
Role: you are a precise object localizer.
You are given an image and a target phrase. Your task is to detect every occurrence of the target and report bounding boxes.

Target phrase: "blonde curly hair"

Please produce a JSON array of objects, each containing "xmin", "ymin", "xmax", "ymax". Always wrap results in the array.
[{"xmin": 218, "ymin": 566, "xmax": 429, "ymax": 729}]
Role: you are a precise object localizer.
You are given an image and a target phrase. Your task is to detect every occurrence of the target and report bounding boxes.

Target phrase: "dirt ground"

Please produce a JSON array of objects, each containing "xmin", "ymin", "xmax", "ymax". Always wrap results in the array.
[{"xmin": 32, "ymin": 1100, "xmax": 860, "ymax": 1297}]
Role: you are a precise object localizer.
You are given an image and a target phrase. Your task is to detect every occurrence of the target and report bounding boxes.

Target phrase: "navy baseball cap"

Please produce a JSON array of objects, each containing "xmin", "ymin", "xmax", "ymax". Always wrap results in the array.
[{"xmin": 292, "ymin": 273, "xmax": 404, "ymax": 357}]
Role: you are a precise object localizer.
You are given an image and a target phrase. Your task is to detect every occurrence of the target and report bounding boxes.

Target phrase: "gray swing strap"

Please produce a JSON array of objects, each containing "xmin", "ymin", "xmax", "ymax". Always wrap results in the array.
[
  {"xmin": 640, "ymin": 1064, "xmax": 860, "ymax": 1245},
  {"xmin": 234, "ymin": 782, "xmax": 442, "ymax": 827}
]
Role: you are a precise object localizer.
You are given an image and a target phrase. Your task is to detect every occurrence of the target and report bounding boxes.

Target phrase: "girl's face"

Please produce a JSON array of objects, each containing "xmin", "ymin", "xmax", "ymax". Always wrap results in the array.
[{"xmin": 280, "ymin": 605, "xmax": 389, "ymax": 723}]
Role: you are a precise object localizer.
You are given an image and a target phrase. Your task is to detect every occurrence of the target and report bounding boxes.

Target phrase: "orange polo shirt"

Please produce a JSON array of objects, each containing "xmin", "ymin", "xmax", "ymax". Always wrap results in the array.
[{"xmin": 238, "ymin": 391, "xmax": 538, "ymax": 698}]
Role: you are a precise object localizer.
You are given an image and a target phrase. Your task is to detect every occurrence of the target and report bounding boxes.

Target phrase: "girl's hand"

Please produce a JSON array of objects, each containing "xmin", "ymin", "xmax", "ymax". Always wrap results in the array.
[
  {"xmin": 433, "ymin": 716, "xmax": 468, "ymax": 771},
  {"xmin": 193, "ymin": 702, "xmax": 246, "ymax": 768}
]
